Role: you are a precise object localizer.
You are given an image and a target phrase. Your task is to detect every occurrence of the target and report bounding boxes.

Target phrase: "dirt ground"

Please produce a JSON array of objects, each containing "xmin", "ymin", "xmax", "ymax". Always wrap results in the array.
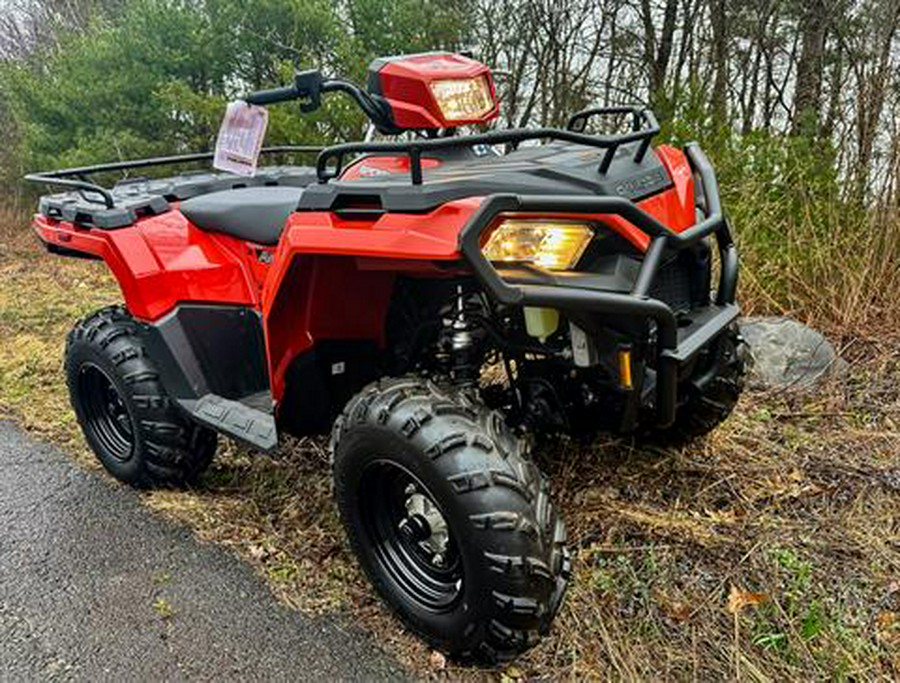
[{"xmin": 1, "ymin": 227, "xmax": 898, "ymax": 680}]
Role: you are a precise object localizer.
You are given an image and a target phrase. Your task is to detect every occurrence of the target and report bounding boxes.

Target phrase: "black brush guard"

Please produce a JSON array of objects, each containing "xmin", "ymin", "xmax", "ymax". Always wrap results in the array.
[{"xmin": 458, "ymin": 143, "xmax": 739, "ymax": 429}]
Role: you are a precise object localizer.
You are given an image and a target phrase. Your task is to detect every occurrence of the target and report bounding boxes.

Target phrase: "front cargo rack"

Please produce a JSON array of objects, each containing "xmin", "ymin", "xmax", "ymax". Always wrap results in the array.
[{"xmin": 315, "ymin": 106, "xmax": 660, "ymax": 185}]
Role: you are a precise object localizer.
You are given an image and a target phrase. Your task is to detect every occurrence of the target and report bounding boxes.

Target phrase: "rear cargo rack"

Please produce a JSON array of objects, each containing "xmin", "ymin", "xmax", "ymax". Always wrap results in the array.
[
  {"xmin": 24, "ymin": 146, "xmax": 322, "ymax": 209},
  {"xmin": 316, "ymin": 106, "xmax": 659, "ymax": 185}
]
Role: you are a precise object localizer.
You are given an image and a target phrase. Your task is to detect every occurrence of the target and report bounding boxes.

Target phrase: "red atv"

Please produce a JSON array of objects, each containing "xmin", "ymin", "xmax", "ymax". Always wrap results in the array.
[{"xmin": 29, "ymin": 52, "xmax": 744, "ymax": 661}]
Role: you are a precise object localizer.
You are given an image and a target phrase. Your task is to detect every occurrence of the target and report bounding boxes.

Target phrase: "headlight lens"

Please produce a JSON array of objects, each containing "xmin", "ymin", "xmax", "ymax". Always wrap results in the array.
[
  {"xmin": 430, "ymin": 77, "xmax": 494, "ymax": 122},
  {"xmin": 482, "ymin": 219, "xmax": 594, "ymax": 270}
]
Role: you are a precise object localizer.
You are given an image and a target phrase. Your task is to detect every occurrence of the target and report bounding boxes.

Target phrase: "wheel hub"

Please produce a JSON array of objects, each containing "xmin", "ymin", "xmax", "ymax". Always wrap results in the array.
[
  {"xmin": 401, "ymin": 487, "xmax": 450, "ymax": 566},
  {"xmin": 356, "ymin": 461, "xmax": 463, "ymax": 612}
]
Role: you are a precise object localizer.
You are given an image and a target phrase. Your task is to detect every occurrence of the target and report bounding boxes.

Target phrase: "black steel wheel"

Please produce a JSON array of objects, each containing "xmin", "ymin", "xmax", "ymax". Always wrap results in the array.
[
  {"xmin": 66, "ymin": 306, "xmax": 217, "ymax": 488},
  {"xmin": 361, "ymin": 461, "xmax": 464, "ymax": 612},
  {"xmin": 331, "ymin": 377, "xmax": 570, "ymax": 663},
  {"xmin": 77, "ymin": 363, "xmax": 135, "ymax": 462}
]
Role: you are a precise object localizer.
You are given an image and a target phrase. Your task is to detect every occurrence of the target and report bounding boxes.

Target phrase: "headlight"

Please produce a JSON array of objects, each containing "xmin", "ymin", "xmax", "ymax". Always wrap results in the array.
[
  {"xmin": 482, "ymin": 219, "xmax": 594, "ymax": 270},
  {"xmin": 430, "ymin": 77, "xmax": 494, "ymax": 122}
]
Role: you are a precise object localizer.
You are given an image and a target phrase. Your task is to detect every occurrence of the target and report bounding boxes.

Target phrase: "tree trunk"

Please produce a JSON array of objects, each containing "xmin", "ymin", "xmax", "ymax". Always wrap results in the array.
[
  {"xmin": 709, "ymin": 0, "xmax": 728, "ymax": 126},
  {"xmin": 641, "ymin": 0, "xmax": 679, "ymax": 112},
  {"xmin": 791, "ymin": 0, "xmax": 829, "ymax": 137}
]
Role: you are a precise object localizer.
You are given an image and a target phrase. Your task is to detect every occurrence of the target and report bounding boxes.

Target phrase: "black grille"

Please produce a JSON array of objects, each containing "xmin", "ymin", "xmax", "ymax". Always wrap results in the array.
[{"xmin": 649, "ymin": 260, "xmax": 693, "ymax": 313}]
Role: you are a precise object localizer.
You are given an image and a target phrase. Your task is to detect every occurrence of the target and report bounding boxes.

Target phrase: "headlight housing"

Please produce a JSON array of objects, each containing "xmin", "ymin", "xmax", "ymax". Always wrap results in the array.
[
  {"xmin": 430, "ymin": 77, "xmax": 494, "ymax": 122},
  {"xmin": 482, "ymin": 219, "xmax": 594, "ymax": 271}
]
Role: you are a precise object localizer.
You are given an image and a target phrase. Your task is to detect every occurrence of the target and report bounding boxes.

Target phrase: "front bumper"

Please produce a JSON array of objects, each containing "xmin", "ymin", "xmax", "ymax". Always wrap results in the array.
[{"xmin": 458, "ymin": 143, "xmax": 738, "ymax": 429}]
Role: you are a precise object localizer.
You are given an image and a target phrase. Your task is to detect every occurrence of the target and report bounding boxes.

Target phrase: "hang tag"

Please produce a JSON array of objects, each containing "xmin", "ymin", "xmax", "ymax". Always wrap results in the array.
[{"xmin": 213, "ymin": 101, "xmax": 269, "ymax": 176}]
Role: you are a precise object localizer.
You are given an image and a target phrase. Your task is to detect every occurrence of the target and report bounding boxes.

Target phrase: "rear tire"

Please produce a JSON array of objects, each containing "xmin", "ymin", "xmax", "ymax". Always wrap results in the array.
[
  {"xmin": 66, "ymin": 306, "xmax": 217, "ymax": 488},
  {"xmin": 331, "ymin": 377, "xmax": 570, "ymax": 663}
]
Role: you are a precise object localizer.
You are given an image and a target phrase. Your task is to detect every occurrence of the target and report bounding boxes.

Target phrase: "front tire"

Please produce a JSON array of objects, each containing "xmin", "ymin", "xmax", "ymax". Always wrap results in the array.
[
  {"xmin": 650, "ymin": 325, "xmax": 747, "ymax": 446},
  {"xmin": 331, "ymin": 377, "xmax": 570, "ymax": 663},
  {"xmin": 66, "ymin": 306, "xmax": 217, "ymax": 488}
]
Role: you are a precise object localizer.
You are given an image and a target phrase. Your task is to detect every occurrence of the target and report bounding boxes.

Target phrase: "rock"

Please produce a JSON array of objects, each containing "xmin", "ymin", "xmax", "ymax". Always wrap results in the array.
[{"xmin": 738, "ymin": 316, "xmax": 846, "ymax": 390}]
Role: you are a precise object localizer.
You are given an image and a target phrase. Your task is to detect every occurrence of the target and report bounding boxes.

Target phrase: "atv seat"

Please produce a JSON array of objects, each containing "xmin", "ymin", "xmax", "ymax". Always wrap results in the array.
[{"xmin": 180, "ymin": 186, "xmax": 303, "ymax": 245}]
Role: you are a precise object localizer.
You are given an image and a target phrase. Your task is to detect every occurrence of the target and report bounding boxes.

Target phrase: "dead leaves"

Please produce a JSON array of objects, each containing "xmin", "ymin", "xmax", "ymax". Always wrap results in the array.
[
  {"xmin": 727, "ymin": 585, "xmax": 767, "ymax": 615},
  {"xmin": 876, "ymin": 611, "xmax": 900, "ymax": 648},
  {"xmin": 500, "ymin": 665, "xmax": 524, "ymax": 681},
  {"xmin": 427, "ymin": 650, "xmax": 446, "ymax": 671},
  {"xmin": 741, "ymin": 468, "xmax": 826, "ymax": 507},
  {"xmin": 656, "ymin": 592, "xmax": 693, "ymax": 623},
  {"xmin": 728, "ymin": 585, "xmax": 767, "ymax": 680}
]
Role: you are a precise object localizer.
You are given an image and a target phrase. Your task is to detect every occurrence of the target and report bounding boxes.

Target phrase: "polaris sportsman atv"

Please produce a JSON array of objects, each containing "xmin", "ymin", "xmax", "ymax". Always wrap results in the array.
[{"xmin": 28, "ymin": 52, "xmax": 745, "ymax": 662}]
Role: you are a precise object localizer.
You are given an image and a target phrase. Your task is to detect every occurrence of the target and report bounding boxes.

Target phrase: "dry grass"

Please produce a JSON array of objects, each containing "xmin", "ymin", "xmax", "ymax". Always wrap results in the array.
[
  {"xmin": 735, "ymin": 206, "xmax": 900, "ymax": 339},
  {"xmin": 2, "ymin": 210, "xmax": 899, "ymax": 679},
  {"xmin": 720, "ymin": 143, "xmax": 900, "ymax": 340}
]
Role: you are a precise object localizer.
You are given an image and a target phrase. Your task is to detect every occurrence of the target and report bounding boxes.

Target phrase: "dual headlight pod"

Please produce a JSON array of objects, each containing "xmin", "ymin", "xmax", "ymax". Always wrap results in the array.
[{"xmin": 482, "ymin": 219, "xmax": 594, "ymax": 271}]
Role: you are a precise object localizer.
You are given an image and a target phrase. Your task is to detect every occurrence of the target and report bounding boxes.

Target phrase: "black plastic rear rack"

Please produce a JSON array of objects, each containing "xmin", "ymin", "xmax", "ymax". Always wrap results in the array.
[
  {"xmin": 315, "ymin": 106, "xmax": 659, "ymax": 185},
  {"xmin": 24, "ymin": 146, "xmax": 322, "ymax": 209}
]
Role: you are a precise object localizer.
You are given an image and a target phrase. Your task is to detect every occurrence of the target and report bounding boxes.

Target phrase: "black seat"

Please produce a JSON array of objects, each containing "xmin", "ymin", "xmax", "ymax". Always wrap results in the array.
[{"xmin": 180, "ymin": 186, "xmax": 303, "ymax": 245}]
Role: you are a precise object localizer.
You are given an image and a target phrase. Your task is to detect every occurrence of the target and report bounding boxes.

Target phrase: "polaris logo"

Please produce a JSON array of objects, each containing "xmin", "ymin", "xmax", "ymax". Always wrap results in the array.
[{"xmin": 614, "ymin": 168, "xmax": 669, "ymax": 199}]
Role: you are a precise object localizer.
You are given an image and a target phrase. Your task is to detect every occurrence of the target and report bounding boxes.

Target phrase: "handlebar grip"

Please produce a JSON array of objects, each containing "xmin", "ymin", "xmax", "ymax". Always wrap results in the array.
[{"xmin": 243, "ymin": 85, "xmax": 298, "ymax": 106}]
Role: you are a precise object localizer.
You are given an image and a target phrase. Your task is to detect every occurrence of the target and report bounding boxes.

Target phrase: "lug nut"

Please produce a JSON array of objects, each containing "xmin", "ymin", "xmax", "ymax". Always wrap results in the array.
[{"xmin": 398, "ymin": 518, "xmax": 415, "ymax": 543}]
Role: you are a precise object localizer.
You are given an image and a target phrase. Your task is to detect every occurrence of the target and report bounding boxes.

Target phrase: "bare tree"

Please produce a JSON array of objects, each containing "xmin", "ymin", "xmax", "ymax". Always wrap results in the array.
[
  {"xmin": 640, "ymin": 0, "xmax": 679, "ymax": 111},
  {"xmin": 849, "ymin": 0, "xmax": 900, "ymax": 196},
  {"xmin": 791, "ymin": 0, "xmax": 830, "ymax": 136},
  {"xmin": 708, "ymin": 0, "xmax": 728, "ymax": 124}
]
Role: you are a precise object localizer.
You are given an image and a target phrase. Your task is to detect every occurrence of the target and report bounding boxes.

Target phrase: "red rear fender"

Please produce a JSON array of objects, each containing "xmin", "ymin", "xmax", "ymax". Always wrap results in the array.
[{"xmin": 33, "ymin": 210, "xmax": 264, "ymax": 320}]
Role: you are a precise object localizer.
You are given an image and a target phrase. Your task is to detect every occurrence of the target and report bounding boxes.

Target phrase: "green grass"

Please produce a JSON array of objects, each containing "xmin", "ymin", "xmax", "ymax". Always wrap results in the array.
[{"xmin": 152, "ymin": 597, "xmax": 176, "ymax": 620}]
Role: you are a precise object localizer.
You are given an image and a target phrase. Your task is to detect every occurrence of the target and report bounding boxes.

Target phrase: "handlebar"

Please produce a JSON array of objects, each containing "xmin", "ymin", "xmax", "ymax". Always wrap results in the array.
[
  {"xmin": 244, "ymin": 69, "xmax": 323, "ymax": 111},
  {"xmin": 242, "ymin": 70, "xmax": 397, "ymax": 132},
  {"xmin": 244, "ymin": 85, "xmax": 300, "ymax": 106}
]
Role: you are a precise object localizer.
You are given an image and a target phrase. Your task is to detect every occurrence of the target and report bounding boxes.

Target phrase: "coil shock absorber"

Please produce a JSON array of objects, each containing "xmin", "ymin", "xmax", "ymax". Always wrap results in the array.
[{"xmin": 440, "ymin": 285, "xmax": 482, "ymax": 386}]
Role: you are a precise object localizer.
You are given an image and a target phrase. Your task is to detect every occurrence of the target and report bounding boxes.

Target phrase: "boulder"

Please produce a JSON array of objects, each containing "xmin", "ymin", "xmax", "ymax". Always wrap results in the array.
[{"xmin": 738, "ymin": 316, "xmax": 846, "ymax": 391}]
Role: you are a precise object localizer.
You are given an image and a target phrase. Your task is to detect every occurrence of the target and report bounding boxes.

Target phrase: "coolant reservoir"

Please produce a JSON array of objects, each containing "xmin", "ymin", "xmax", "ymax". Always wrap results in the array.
[{"xmin": 523, "ymin": 307, "xmax": 559, "ymax": 342}]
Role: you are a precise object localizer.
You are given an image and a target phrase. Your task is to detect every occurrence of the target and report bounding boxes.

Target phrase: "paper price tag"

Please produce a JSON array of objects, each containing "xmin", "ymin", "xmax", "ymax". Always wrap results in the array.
[{"xmin": 213, "ymin": 101, "xmax": 269, "ymax": 176}]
